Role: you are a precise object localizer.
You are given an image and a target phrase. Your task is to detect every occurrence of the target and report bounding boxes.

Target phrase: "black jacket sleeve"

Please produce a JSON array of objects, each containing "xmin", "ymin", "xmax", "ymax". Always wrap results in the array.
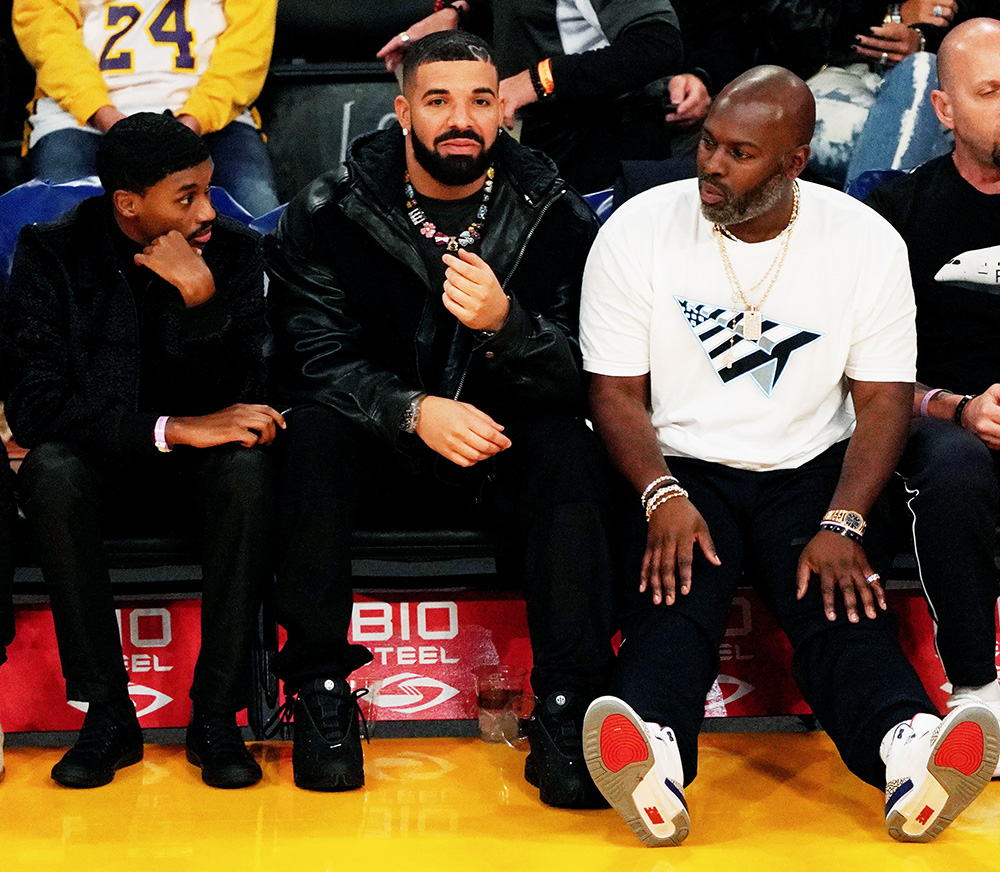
[
  {"xmin": 548, "ymin": 20, "xmax": 684, "ymax": 101},
  {"xmin": 2, "ymin": 226, "xmax": 159, "ymax": 454},
  {"xmin": 264, "ymin": 181, "xmax": 418, "ymax": 445}
]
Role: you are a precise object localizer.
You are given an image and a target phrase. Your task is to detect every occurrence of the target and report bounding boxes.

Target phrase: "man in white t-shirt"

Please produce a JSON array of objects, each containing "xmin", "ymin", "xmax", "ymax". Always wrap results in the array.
[{"xmin": 578, "ymin": 65, "xmax": 999, "ymax": 846}]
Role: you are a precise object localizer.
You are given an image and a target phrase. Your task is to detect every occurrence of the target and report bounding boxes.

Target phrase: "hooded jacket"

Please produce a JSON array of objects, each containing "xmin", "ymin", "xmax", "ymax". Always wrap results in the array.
[{"xmin": 264, "ymin": 127, "xmax": 600, "ymax": 448}]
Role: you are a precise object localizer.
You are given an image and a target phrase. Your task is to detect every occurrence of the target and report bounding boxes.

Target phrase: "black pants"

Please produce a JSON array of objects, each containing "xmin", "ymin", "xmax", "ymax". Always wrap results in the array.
[
  {"xmin": 273, "ymin": 405, "xmax": 617, "ymax": 700},
  {"xmin": 17, "ymin": 442, "xmax": 273, "ymax": 710},
  {"xmin": 0, "ymin": 441, "xmax": 16, "ymax": 667},
  {"xmin": 896, "ymin": 418, "xmax": 1000, "ymax": 688},
  {"xmin": 613, "ymin": 444, "xmax": 936, "ymax": 789}
]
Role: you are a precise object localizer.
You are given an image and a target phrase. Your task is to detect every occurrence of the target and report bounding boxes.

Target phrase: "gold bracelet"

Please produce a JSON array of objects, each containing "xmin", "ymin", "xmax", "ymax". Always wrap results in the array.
[{"xmin": 646, "ymin": 486, "xmax": 689, "ymax": 521}]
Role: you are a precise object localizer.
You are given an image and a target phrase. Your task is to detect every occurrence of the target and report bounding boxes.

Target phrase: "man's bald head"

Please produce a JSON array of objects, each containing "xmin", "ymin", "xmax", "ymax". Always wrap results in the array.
[
  {"xmin": 710, "ymin": 65, "xmax": 816, "ymax": 153},
  {"xmin": 937, "ymin": 18, "xmax": 1000, "ymax": 93},
  {"xmin": 696, "ymin": 66, "xmax": 814, "ymax": 238},
  {"xmin": 930, "ymin": 18, "xmax": 1000, "ymax": 180}
]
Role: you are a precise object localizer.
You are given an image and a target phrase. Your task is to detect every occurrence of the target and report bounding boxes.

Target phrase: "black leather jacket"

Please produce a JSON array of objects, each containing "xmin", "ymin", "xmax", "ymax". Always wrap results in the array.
[{"xmin": 264, "ymin": 128, "xmax": 600, "ymax": 447}]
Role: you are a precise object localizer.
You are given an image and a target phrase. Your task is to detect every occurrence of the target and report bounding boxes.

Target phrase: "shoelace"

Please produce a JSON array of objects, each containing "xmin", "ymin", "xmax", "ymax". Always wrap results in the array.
[
  {"xmin": 263, "ymin": 688, "xmax": 370, "ymax": 743},
  {"xmin": 198, "ymin": 714, "xmax": 249, "ymax": 757}
]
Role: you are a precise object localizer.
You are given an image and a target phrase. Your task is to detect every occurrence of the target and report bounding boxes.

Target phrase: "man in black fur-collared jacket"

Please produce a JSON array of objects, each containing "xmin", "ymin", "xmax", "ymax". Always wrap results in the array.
[
  {"xmin": 265, "ymin": 31, "xmax": 616, "ymax": 805},
  {"xmin": 2, "ymin": 113, "xmax": 282, "ymax": 791}
]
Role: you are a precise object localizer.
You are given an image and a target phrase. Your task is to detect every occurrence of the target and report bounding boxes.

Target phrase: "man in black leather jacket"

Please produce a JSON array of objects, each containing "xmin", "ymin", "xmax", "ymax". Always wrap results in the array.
[{"xmin": 265, "ymin": 31, "xmax": 616, "ymax": 806}]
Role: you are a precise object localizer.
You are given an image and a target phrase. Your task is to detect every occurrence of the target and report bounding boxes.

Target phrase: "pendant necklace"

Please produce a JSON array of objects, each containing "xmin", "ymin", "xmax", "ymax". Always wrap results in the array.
[
  {"xmin": 714, "ymin": 182, "xmax": 800, "ymax": 367},
  {"xmin": 404, "ymin": 166, "xmax": 495, "ymax": 252}
]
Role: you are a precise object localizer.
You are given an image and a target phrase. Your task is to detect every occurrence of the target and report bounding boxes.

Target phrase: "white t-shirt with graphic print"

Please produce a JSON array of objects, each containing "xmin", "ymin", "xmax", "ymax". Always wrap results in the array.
[{"xmin": 580, "ymin": 178, "xmax": 916, "ymax": 471}]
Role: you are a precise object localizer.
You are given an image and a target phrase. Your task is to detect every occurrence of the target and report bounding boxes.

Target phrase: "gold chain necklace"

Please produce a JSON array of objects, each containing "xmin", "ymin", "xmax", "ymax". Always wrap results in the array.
[{"xmin": 713, "ymin": 182, "xmax": 800, "ymax": 355}]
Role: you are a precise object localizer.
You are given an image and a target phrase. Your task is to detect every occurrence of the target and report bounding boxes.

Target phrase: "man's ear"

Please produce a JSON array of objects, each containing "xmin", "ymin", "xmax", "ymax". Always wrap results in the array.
[
  {"xmin": 395, "ymin": 94, "xmax": 411, "ymax": 133},
  {"xmin": 112, "ymin": 189, "xmax": 140, "ymax": 219},
  {"xmin": 930, "ymin": 89, "xmax": 955, "ymax": 130},
  {"xmin": 784, "ymin": 144, "xmax": 811, "ymax": 180}
]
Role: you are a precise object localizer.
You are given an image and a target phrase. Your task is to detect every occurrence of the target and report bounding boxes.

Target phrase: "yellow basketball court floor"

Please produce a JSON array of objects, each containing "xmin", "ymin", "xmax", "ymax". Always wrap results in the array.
[{"xmin": 2, "ymin": 731, "xmax": 997, "ymax": 872}]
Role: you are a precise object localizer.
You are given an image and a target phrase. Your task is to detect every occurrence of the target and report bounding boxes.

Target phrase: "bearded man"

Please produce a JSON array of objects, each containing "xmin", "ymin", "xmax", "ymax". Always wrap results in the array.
[
  {"xmin": 264, "ymin": 31, "xmax": 616, "ymax": 803},
  {"xmin": 578, "ymin": 66, "xmax": 999, "ymax": 846}
]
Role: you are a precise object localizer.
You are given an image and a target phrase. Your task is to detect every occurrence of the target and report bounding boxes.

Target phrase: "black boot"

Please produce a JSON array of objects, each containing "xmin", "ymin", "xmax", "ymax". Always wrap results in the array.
[
  {"xmin": 51, "ymin": 697, "xmax": 143, "ymax": 788},
  {"xmin": 525, "ymin": 691, "xmax": 608, "ymax": 809},
  {"xmin": 292, "ymin": 678, "xmax": 365, "ymax": 792},
  {"xmin": 186, "ymin": 705, "xmax": 262, "ymax": 789}
]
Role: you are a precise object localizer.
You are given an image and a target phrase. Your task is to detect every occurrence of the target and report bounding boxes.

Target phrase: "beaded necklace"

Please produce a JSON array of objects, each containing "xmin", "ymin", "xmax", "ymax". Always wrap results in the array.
[{"xmin": 404, "ymin": 166, "xmax": 495, "ymax": 252}]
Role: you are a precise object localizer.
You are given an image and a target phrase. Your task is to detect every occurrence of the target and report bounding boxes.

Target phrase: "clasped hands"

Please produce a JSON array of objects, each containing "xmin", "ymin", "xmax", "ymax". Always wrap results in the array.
[{"xmin": 415, "ymin": 250, "xmax": 512, "ymax": 467}]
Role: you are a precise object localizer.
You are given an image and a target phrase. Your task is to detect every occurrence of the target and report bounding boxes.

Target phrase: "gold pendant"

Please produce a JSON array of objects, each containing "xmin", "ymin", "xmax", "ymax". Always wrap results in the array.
[{"xmin": 743, "ymin": 310, "xmax": 762, "ymax": 342}]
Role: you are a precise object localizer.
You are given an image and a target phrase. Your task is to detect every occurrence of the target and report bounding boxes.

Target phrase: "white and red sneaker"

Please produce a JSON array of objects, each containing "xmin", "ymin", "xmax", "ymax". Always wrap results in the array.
[
  {"xmin": 882, "ymin": 704, "xmax": 999, "ymax": 842},
  {"xmin": 583, "ymin": 696, "xmax": 689, "ymax": 847},
  {"xmin": 947, "ymin": 689, "xmax": 1000, "ymax": 778}
]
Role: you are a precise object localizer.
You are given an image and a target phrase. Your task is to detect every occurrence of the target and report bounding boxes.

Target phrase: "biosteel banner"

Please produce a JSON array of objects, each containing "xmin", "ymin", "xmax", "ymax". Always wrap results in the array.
[{"xmin": 0, "ymin": 589, "xmax": 986, "ymax": 731}]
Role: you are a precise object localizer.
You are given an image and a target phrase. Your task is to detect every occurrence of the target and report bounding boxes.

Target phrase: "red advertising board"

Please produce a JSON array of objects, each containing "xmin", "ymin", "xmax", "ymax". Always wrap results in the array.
[{"xmin": 1, "ymin": 589, "xmax": 995, "ymax": 731}]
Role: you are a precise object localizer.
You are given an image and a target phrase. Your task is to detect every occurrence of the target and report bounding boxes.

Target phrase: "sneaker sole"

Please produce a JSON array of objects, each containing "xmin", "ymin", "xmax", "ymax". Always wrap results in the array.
[
  {"xmin": 583, "ymin": 697, "xmax": 689, "ymax": 847},
  {"xmin": 293, "ymin": 770, "xmax": 364, "ymax": 792},
  {"xmin": 51, "ymin": 745, "xmax": 144, "ymax": 789},
  {"xmin": 887, "ymin": 705, "xmax": 1000, "ymax": 842}
]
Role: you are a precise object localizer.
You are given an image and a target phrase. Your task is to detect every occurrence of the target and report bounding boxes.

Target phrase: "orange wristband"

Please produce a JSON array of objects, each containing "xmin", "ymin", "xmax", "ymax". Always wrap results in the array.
[{"xmin": 537, "ymin": 58, "xmax": 555, "ymax": 96}]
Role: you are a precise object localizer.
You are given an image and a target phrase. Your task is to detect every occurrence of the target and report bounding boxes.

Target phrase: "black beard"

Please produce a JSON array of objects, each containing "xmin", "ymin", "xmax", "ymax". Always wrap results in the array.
[{"xmin": 410, "ymin": 127, "xmax": 494, "ymax": 186}]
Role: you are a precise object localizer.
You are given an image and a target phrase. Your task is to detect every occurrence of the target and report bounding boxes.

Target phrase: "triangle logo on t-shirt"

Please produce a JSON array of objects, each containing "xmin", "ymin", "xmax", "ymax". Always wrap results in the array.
[{"xmin": 674, "ymin": 296, "xmax": 821, "ymax": 397}]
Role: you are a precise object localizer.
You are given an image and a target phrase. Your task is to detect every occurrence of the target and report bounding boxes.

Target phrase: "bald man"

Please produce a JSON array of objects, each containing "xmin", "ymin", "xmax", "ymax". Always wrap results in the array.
[
  {"xmin": 865, "ymin": 18, "xmax": 1000, "ymax": 776},
  {"xmin": 579, "ymin": 66, "xmax": 999, "ymax": 846}
]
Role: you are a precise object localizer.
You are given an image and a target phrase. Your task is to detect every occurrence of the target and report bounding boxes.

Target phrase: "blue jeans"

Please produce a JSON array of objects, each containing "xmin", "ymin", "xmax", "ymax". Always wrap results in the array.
[
  {"xmin": 30, "ymin": 121, "xmax": 280, "ymax": 217},
  {"xmin": 808, "ymin": 53, "xmax": 953, "ymax": 190}
]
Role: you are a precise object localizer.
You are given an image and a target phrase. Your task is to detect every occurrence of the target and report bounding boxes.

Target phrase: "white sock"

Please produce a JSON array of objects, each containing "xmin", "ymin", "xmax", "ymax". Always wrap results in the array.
[{"xmin": 950, "ymin": 681, "xmax": 1000, "ymax": 705}]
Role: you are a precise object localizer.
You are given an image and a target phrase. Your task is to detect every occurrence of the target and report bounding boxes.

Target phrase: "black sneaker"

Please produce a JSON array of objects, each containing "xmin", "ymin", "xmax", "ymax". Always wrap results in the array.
[
  {"xmin": 51, "ymin": 698, "xmax": 143, "ymax": 788},
  {"xmin": 292, "ymin": 678, "xmax": 366, "ymax": 792},
  {"xmin": 186, "ymin": 706, "xmax": 262, "ymax": 789},
  {"xmin": 525, "ymin": 691, "xmax": 608, "ymax": 809}
]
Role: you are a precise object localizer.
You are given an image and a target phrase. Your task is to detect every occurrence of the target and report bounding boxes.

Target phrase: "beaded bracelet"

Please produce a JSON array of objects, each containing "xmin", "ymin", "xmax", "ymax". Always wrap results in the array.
[
  {"xmin": 528, "ymin": 63, "xmax": 548, "ymax": 100},
  {"xmin": 645, "ymin": 485, "xmax": 689, "ymax": 521},
  {"xmin": 640, "ymin": 474, "xmax": 679, "ymax": 507},
  {"xmin": 954, "ymin": 394, "xmax": 974, "ymax": 427},
  {"xmin": 819, "ymin": 521, "xmax": 863, "ymax": 545}
]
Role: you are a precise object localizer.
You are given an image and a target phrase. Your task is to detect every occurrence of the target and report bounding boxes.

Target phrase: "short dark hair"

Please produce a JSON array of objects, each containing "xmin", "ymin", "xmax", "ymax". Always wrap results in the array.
[
  {"xmin": 95, "ymin": 112, "xmax": 211, "ymax": 194},
  {"xmin": 400, "ymin": 30, "xmax": 496, "ymax": 90}
]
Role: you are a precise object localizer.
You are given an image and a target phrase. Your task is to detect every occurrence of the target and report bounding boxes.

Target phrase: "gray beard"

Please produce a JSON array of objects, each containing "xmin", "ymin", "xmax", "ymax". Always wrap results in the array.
[{"xmin": 699, "ymin": 170, "xmax": 788, "ymax": 227}]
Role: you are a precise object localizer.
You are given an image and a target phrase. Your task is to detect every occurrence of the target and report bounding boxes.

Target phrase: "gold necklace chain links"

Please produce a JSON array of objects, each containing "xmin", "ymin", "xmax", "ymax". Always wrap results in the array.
[{"xmin": 713, "ymin": 182, "xmax": 799, "ymax": 357}]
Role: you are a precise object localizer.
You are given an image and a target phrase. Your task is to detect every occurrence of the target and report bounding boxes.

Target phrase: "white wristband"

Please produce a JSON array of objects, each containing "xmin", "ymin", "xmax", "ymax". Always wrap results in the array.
[{"xmin": 154, "ymin": 416, "xmax": 172, "ymax": 453}]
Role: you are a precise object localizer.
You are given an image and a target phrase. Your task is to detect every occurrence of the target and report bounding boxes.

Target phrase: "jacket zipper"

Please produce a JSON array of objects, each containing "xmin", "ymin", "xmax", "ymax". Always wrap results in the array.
[{"xmin": 452, "ymin": 187, "xmax": 565, "ymax": 401}]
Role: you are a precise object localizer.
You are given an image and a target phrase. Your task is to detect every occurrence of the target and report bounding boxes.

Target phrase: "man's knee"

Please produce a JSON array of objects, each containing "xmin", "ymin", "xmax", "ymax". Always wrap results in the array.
[
  {"xmin": 202, "ymin": 445, "xmax": 273, "ymax": 504},
  {"xmin": 19, "ymin": 442, "xmax": 99, "ymax": 514},
  {"xmin": 500, "ymin": 415, "xmax": 608, "ymax": 499},
  {"xmin": 904, "ymin": 422, "xmax": 999, "ymax": 507}
]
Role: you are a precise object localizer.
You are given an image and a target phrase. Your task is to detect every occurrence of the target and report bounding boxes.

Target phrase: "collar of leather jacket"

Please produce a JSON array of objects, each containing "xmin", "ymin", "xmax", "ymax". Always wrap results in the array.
[{"xmin": 344, "ymin": 126, "xmax": 566, "ymax": 217}]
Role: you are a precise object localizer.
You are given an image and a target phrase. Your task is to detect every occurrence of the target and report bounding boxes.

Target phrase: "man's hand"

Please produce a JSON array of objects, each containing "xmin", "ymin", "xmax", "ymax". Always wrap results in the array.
[
  {"xmin": 376, "ymin": 7, "xmax": 462, "ymax": 71},
  {"xmin": 901, "ymin": 0, "xmax": 957, "ymax": 26},
  {"xmin": 666, "ymin": 74, "xmax": 711, "ymax": 127},
  {"xmin": 499, "ymin": 70, "xmax": 537, "ymax": 129},
  {"xmin": 796, "ymin": 530, "xmax": 887, "ymax": 623},
  {"xmin": 442, "ymin": 250, "xmax": 510, "ymax": 332},
  {"xmin": 135, "ymin": 230, "xmax": 215, "ymax": 307},
  {"xmin": 176, "ymin": 114, "xmax": 203, "ymax": 135},
  {"xmin": 853, "ymin": 23, "xmax": 923, "ymax": 64},
  {"xmin": 414, "ymin": 396, "xmax": 511, "ymax": 466},
  {"xmin": 642, "ymin": 498, "xmax": 720, "ymax": 605},
  {"xmin": 165, "ymin": 404, "xmax": 286, "ymax": 448},
  {"xmin": 958, "ymin": 384, "xmax": 1000, "ymax": 448},
  {"xmin": 89, "ymin": 105, "xmax": 127, "ymax": 133}
]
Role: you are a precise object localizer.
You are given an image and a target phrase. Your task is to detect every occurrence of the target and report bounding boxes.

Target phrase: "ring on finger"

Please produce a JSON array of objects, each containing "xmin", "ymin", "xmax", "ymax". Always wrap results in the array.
[
  {"xmin": 933, "ymin": 4, "xmax": 943, "ymax": 16},
  {"xmin": 880, "ymin": 52, "xmax": 889, "ymax": 65},
  {"xmin": 399, "ymin": 31, "xmax": 410, "ymax": 43},
  {"xmin": 865, "ymin": 572, "xmax": 881, "ymax": 585}
]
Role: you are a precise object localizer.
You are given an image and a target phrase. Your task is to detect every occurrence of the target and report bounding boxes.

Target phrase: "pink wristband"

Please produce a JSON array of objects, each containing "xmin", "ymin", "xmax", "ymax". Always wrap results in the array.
[{"xmin": 919, "ymin": 388, "xmax": 944, "ymax": 418}]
